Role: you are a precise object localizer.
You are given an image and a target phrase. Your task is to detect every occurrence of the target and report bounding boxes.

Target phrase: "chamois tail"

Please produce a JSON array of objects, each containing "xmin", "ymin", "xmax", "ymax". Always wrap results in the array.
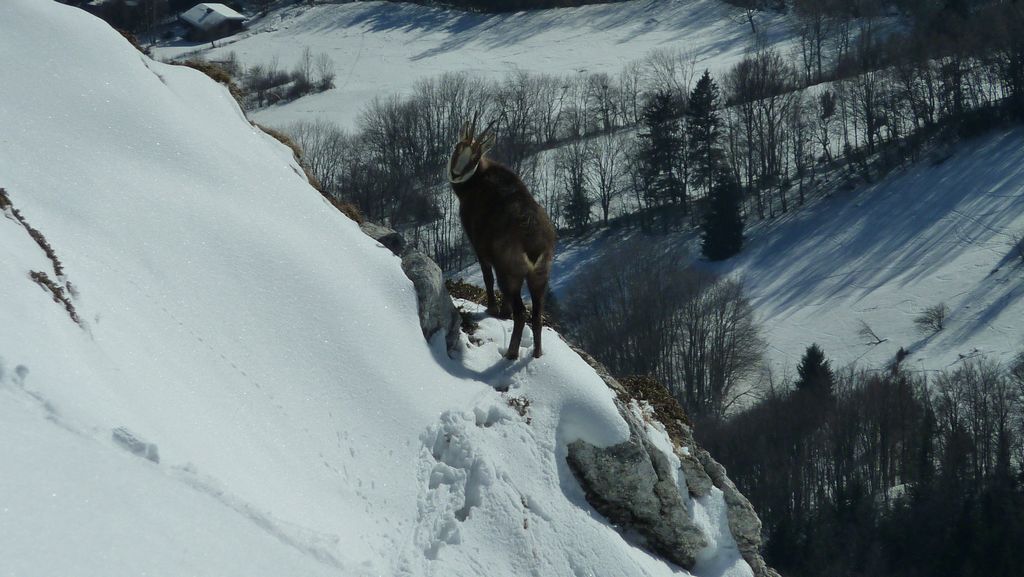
[{"xmin": 523, "ymin": 251, "xmax": 546, "ymax": 272}]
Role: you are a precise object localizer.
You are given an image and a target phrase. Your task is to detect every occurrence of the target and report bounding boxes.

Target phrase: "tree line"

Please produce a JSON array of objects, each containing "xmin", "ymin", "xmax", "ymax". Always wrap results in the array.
[{"xmin": 700, "ymin": 347, "xmax": 1024, "ymax": 577}]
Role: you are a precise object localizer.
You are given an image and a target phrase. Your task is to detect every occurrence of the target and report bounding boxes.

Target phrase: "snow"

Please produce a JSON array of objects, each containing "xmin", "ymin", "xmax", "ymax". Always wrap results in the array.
[
  {"xmin": 153, "ymin": 0, "xmax": 795, "ymax": 130},
  {"xmin": 724, "ymin": 129, "xmax": 1024, "ymax": 375},
  {"xmin": 0, "ymin": 1, "xmax": 748, "ymax": 575}
]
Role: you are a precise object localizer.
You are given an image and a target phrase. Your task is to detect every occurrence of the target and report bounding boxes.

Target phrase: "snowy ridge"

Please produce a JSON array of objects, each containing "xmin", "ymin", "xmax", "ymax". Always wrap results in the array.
[{"xmin": 0, "ymin": 2, "xmax": 753, "ymax": 575}]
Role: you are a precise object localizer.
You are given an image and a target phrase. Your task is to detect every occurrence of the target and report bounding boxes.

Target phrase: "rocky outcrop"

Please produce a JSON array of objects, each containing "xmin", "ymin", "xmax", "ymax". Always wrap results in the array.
[
  {"xmin": 567, "ymin": 402, "xmax": 707, "ymax": 569},
  {"xmin": 698, "ymin": 449, "xmax": 781, "ymax": 577},
  {"xmin": 357, "ymin": 222, "xmax": 460, "ymax": 351},
  {"xmin": 400, "ymin": 251, "xmax": 461, "ymax": 351},
  {"xmin": 359, "ymin": 221, "xmax": 407, "ymax": 256},
  {"xmin": 565, "ymin": 359, "xmax": 778, "ymax": 577}
]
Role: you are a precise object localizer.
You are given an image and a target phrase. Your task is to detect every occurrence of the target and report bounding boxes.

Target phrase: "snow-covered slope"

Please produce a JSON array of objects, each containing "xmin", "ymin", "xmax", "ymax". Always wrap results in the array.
[
  {"xmin": 724, "ymin": 131, "xmax": 1024, "ymax": 375},
  {"xmin": 0, "ymin": 2, "xmax": 752, "ymax": 575},
  {"xmin": 154, "ymin": 0, "xmax": 794, "ymax": 129}
]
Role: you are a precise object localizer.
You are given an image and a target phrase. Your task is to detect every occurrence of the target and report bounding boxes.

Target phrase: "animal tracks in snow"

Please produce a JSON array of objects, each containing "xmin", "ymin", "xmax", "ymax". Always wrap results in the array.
[{"xmin": 415, "ymin": 403, "xmax": 532, "ymax": 563}]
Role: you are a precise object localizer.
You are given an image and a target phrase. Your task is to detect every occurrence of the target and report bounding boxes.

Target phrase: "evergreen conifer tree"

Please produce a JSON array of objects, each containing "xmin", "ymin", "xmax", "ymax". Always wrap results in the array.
[
  {"xmin": 795, "ymin": 343, "xmax": 834, "ymax": 395},
  {"xmin": 700, "ymin": 167, "xmax": 744, "ymax": 260},
  {"xmin": 638, "ymin": 90, "xmax": 685, "ymax": 213},
  {"xmin": 687, "ymin": 69, "xmax": 723, "ymax": 198}
]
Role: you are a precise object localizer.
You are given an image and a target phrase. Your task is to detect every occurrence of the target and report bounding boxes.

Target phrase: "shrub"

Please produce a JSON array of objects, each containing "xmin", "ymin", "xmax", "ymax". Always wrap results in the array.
[{"xmin": 914, "ymin": 302, "xmax": 948, "ymax": 334}]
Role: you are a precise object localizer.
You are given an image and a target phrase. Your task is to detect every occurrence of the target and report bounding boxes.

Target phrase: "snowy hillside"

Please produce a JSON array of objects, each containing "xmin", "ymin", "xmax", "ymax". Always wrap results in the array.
[
  {"xmin": 0, "ymin": 2, "xmax": 759, "ymax": 576},
  {"xmin": 154, "ymin": 0, "xmax": 794, "ymax": 129},
  {"xmin": 548, "ymin": 130, "xmax": 1024, "ymax": 377},
  {"xmin": 726, "ymin": 130, "xmax": 1024, "ymax": 375}
]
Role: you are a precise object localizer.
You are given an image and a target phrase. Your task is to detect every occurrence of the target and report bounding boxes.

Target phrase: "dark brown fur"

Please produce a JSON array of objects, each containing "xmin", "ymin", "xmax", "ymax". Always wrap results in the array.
[{"xmin": 450, "ymin": 151, "xmax": 556, "ymax": 359}]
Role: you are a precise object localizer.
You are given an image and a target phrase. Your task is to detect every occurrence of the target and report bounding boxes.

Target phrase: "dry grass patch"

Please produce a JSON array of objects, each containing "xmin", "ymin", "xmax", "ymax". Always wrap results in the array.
[
  {"xmin": 30, "ymin": 271, "xmax": 80, "ymax": 325},
  {"xmin": 617, "ymin": 375, "xmax": 692, "ymax": 447},
  {"xmin": 181, "ymin": 59, "xmax": 244, "ymax": 105}
]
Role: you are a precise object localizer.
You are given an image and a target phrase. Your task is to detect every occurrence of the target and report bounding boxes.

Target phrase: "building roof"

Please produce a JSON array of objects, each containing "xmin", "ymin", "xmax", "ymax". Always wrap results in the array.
[{"xmin": 181, "ymin": 3, "xmax": 246, "ymax": 31}]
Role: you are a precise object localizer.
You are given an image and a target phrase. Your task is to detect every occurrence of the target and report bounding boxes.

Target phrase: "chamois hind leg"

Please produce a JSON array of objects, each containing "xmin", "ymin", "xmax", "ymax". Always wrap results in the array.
[
  {"xmin": 527, "ymin": 274, "xmax": 547, "ymax": 358},
  {"xmin": 479, "ymin": 259, "xmax": 499, "ymax": 316},
  {"xmin": 497, "ymin": 274, "xmax": 526, "ymax": 360}
]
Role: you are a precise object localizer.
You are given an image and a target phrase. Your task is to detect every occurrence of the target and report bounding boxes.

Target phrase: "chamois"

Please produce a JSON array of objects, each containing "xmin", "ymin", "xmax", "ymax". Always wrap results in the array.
[{"xmin": 449, "ymin": 114, "xmax": 556, "ymax": 359}]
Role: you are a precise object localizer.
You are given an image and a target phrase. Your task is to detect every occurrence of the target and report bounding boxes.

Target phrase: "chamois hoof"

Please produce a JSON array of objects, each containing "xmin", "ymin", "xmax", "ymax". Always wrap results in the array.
[
  {"xmin": 505, "ymin": 349, "xmax": 520, "ymax": 361},
  {"xmin": 533, "ymin": 348, "xmax": 543, "ymax": 358}
]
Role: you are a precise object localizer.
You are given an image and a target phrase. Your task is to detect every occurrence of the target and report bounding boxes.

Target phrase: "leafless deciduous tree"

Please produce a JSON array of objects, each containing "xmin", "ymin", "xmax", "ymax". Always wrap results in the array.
[
  {"xmin": 563, "ymin": 241, "xmax": 763, "ymax": 420},
  {"xmin": 914, "ymin": 302, "xmax": 949, "ymax": 334},
  {"xmin": 589, "ymin": 130, "xmax": 628, "ymax": 224}
]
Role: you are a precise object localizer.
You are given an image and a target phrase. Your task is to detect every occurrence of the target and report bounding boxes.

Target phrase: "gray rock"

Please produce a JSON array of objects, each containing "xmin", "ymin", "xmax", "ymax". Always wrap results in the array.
[
  {"xmin": 698, "ymin": 449, "xmax": 780, "ymax": 577},
  {"xmin": 678, "ymin": 441, "xmax": 714, "ymax": 498},
  {"xmin": 567, "ymin": 401, "xmax": 707, "ymax": 569},
  {"xmin": 400, "ymin": 251, "xmax": 460, "ymax": 351},
  {"xmin": 359, "ymin": 221, "xmax": 406, "ymax": 256},
  {"xmin": 564, "ymin": 350, "xmax": 779, "ymax": 577},
  {"xmin": 112, "ymin": 427, "xmax": 160, "ymax": 464}
]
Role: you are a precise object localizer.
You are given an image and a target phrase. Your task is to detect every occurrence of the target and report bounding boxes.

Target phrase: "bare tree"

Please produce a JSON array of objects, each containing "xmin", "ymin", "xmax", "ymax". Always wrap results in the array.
[
  {"xmin": 644, "ymin": 46, "xmax": 698, "ymax": 103},
  {"xmin": 858, "ymin": 320, "xmax": 887, "ymax": 345},
  {"xmin": 315, "ymin": 52, "xmax": 336, "ymax": 91},
  {"xmin": 617, "ymin": 59, "xmax": 645, "ymax": 125},
  {"xmin": 564, "ymin": 241, "xmax": 763, "ymax": 421},
  {"xmin": 672, "ymin": 273, "xmax": 764, "ymax": 419},
  {"xmin": 589, "ymin": 130, "xmax": 628, "ymax": 224},
  {"xmin": 914, "ymin": 303, "xmax": 949, "ymax": 334}
]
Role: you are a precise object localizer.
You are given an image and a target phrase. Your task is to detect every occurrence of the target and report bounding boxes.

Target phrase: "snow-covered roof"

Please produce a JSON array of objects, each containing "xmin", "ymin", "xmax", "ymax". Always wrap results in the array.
[{"xmin": 180, "ymin": 3, "xmax": 246, "ymax": 31}]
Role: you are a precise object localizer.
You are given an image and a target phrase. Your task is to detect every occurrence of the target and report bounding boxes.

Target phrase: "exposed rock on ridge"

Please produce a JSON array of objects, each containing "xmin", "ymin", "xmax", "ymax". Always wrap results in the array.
[
  {"xmin": 565, "ymin": 350, "xmax": 779, "ymax": 577},
  {"xmin": 359, "ymin": 222, "xmax": 460, "ymax": 351}
]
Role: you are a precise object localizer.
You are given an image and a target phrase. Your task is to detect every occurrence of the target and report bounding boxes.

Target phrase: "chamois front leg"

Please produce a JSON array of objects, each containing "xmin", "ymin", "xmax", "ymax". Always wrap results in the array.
[{"xmin": 479, "ymin": 260, "xmax": 499, "ymax": 316}]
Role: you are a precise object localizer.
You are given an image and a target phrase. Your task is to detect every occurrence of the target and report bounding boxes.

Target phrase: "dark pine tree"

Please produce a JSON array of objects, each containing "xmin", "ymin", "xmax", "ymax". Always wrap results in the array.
[
  {"xmin": 700, "ymin": 167, "xmax": 744, "ymax": 260},
  {"xmin": 687, "ymin": 69, "xmax": 723, "ymax": 198},
  {"xmin": 562, "ymin": 182, "xmax": 592, "ymax": 233},
  {"xmin": 794, "ymin": 343, "xmax": 834, "ymax": 396},
  {"xmin": 638, "ymin": 90, "xmax": 685, "ymax": 214}
]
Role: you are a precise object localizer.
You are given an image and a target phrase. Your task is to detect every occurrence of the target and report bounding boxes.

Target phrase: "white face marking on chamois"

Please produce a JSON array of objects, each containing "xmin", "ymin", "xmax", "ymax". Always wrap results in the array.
[{"xmin": 449, "ymin": 146, "xmax": 478, "ymax": 184}]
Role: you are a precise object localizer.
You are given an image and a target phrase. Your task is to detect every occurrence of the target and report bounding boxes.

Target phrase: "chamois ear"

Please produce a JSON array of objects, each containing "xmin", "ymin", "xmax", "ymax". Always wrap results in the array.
[
  {"xmin": 459, "ymin": 121, "xmax": 473, "ymax": 142},
  {"xmin": 477, "ymin": 129, "xmax": 496, "ymax": 154}
]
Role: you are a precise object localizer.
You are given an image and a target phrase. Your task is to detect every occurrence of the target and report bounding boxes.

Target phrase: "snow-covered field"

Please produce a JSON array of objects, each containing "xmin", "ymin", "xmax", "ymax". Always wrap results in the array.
[
  {"xmin": 0, "ymin": 2, "xmax": 752, "ymax": 575},
  {"xmin": 154, "ymin": 0, "xmax": 794, "ymax": 129}
]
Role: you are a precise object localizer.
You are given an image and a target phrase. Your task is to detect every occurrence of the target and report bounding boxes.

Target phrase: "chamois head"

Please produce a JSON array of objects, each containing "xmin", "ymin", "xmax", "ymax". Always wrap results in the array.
[{"xmin": 449, "ymin": 112, "xmax": 496, "ymax": 184}]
